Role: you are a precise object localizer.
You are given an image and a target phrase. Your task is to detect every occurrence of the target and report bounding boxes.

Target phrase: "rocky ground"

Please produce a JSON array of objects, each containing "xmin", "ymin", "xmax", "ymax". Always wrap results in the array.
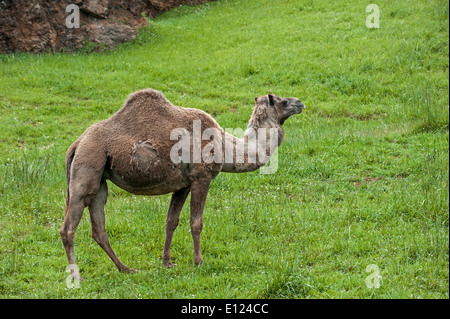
[{"xmin": 0, "ymin": 0, "xmax": 211, "ymax": 53}]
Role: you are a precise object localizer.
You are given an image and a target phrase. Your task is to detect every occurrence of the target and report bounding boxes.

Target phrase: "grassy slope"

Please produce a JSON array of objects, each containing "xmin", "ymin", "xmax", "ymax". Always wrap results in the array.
[{"xmin": 0, "ymin": 0, "xmax": 448, "ymax": 298}]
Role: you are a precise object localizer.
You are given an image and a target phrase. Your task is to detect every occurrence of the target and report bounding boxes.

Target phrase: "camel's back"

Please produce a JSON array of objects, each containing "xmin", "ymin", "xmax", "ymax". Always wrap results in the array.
[{"xmin": 104, "ymin": 89, "xmax": 219, "ymax": 138}]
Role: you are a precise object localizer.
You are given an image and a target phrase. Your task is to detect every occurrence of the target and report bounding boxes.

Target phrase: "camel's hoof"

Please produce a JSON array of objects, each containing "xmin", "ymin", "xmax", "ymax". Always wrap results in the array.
[
  {"xmin": 162, "ymin": 260, "xmax": 177, "ymax": 268},
  {"xmin": 194, "ymin": 259, "xmax": 204, "ymax": 267},
  {"xmin": 120, "ymin": 267, "xmax": 137, "ymax": 274}
]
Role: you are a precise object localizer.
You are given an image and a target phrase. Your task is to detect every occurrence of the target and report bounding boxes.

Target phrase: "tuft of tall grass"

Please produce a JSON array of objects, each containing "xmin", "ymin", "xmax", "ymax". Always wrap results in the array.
[
  {"xmin": 401, "ymin": 79, "xmax": 449, "ymax": 133},
  {"xmin": 0, "ymin": 151, "xmax": 51, "ymax": 192}
]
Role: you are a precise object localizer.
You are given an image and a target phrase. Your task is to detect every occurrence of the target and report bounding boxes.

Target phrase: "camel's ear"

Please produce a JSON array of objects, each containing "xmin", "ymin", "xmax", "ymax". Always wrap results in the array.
[{"xmin": 268, "ymin": 94, "xmax": 275, "ymax": 106}]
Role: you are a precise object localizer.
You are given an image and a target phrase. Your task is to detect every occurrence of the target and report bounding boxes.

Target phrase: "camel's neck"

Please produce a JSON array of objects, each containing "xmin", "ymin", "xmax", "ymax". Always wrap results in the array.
[{"xmin": 221, "ymin": 114, "xmax": 284, "ymax": 173}]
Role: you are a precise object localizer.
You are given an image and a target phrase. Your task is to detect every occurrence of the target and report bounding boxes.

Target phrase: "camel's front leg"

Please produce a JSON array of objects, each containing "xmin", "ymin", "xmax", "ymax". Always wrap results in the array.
[
  {"xmin": 190, "ymin": 178, "xmax": 211, "ymax": 266},
  {"xmin": 162, "ymin": 187, "xmax": 191, "ymax": 267}
]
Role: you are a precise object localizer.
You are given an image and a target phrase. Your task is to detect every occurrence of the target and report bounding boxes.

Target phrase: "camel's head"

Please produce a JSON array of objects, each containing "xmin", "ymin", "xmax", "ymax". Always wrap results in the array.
[{"xmin": 255, "ymin": 94, "xmax": 305, "ymax": 125}]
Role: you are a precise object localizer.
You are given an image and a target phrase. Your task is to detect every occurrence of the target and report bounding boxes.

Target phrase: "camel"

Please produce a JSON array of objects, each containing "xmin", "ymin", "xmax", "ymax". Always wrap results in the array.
[{"xmin": 60, "ymin": 89, "xmax": 305, "ymax": 280}]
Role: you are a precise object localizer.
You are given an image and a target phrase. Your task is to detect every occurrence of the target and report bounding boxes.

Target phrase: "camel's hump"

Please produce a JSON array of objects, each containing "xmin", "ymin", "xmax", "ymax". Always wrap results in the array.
[
  {"xmin": 109, "ymin": 88, "xmax": 220, "ymax": 130},
  {"xmin": 123, "ymin": 88, "xmax": 170, "ymax": 108},
  {"xmin": 110, "ymin": 88, "xmax": 175, "ymax": 119}
]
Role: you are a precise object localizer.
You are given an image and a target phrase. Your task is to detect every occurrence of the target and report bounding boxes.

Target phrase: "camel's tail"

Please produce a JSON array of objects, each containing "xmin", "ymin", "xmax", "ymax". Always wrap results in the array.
[{"xmin": 64, "ymin": 141, "xmax": 78, "ymax": 217}]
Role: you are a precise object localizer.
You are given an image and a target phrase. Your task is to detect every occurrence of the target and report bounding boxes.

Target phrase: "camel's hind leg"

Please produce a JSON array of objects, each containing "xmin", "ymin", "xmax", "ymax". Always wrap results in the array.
[
  {"xmin": 60, "ymin": 194, "xmax": 85, "ymax": 281},
  {"xmin": 162, "ymin": 187, "xmax": 191, "ymax": 267},
  {"xmin": 60, "ymin": 165, "xmax": 103, "ymax": 280},
  {"xmin": 89, "ymin": 178, "xmax": 135, "ymax": 273}
]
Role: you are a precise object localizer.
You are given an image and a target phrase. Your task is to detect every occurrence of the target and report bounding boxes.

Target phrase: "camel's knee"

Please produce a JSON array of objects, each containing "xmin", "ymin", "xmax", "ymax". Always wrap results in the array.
[
  {"xmin": 59, "ymin": 227, "xmax": 75, "ymax": 244},
  {"xmin": 190, "ymin": 219, "xmax": 203, "ymax": 236},
  {"xmin": 166, "ymin": 217, "xmax": 180, "ymax": 232},
  {"xmin": 59, "ymin": 227, "xmax": 66, "ymax": 241}
]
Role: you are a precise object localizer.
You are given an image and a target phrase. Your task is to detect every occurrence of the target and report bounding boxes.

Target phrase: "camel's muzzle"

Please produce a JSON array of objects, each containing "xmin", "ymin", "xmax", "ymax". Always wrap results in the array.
[{"xmin": 295, "ymin": 102, "xmax": 305, "ymax": 113}]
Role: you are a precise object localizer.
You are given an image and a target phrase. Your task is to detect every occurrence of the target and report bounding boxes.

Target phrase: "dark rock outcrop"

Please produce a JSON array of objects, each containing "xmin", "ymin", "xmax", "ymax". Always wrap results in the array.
[{"xmin": 0, "ymin": 0, "xmax": 211, "ymax": 53}]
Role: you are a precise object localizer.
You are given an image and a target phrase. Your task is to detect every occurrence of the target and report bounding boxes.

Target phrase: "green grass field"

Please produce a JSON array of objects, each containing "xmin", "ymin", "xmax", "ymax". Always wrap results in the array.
[{"xmin": 0, "ymin": 0, "xmax": 448, "ymax": 298}]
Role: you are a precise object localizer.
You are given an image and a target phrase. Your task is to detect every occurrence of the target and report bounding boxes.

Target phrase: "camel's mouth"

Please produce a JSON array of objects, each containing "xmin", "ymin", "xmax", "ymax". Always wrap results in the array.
[
  {"xmin": 280, "ymin": 115, "xmax": 291, "ymax": 125},
  {"xmin": 280, "ymin": 102, "xmax": 305, "ymax": 125}
]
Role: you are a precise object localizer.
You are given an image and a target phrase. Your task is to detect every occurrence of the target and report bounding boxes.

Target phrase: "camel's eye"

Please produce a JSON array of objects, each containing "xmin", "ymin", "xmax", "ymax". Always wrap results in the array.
[{"xmin": 282, "ymin": 100, "xmax": 288, "ymax": 107}]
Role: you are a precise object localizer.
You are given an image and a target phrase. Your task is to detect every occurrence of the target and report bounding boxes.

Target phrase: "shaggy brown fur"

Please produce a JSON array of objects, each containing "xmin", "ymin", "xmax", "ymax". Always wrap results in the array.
[{"xmin": 60, "ymin": 89, "xmax": 304, "ymax": 279}]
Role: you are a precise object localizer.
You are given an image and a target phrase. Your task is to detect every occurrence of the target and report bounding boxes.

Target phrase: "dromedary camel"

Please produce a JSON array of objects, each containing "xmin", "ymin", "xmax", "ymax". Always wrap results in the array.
[{"xmin": 60, "ymin": 89, "xmax": 304, "ymax": 280}]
